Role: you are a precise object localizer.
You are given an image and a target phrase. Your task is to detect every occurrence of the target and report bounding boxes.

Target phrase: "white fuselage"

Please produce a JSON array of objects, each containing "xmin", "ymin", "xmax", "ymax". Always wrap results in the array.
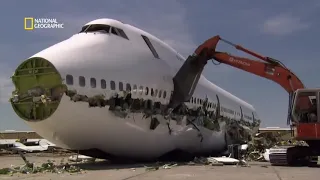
[{"xmin": 14, "ymin": 18, "xmax": 259, "ymax": 160}]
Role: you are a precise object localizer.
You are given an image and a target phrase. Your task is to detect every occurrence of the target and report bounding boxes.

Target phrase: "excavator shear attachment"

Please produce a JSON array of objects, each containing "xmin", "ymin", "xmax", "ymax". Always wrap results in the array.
[
  {"xmin": 168, "ymin": 37, "xmax": 221, "ymax": 109},
  {"xmin": 194, "ymin": 36, "xmax": 220, "ymax": 57}
]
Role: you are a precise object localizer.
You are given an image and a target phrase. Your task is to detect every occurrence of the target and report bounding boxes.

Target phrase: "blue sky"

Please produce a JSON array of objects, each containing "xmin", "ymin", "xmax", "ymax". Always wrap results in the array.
[{"xmin": 0, "ymin": 0, "xmax": 320, "ymax": 130}]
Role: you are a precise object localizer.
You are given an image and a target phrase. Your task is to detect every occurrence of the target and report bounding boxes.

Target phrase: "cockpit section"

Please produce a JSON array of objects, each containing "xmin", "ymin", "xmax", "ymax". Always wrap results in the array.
[{"xmin": 79, "ymin": 24, "xmax": 129, "ymax": 40}]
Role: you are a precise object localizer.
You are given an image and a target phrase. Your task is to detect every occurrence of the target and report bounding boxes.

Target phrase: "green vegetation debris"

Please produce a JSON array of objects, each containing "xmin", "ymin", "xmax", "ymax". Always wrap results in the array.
[{"xmin": 0, "ymin": 159, "xmax": 82, "ymax": 175}]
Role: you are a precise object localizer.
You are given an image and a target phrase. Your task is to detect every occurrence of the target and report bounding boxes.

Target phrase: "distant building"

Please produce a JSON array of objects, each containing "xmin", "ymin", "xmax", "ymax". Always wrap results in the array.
[
  {"xmin": 259, "ymin": 127, "xmax": 291, "ymax": 132},
  {"xmin": 0, "ymin": 131, "xmax": 42, "ymax": 139},
  {"xmin": 258, "ymin": 127, "xmax": 292, "ymax": 140}
]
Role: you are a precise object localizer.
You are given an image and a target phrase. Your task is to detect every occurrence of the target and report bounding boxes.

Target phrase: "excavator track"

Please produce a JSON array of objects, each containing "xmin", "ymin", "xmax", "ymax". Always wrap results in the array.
[{"xmin": 269, "ymin": 146, "xmax": 318, "ymax": 166}]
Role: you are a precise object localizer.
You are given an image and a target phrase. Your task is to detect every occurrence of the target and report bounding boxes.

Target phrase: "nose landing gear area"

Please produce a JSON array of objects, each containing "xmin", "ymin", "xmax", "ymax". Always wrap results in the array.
[{"xmin": 9, "ymin": 57, "xmax": 66, "ymax": 121}]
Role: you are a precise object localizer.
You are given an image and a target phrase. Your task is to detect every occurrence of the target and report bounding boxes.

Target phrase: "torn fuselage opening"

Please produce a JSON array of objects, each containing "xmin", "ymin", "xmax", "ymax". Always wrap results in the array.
[
  {"xmin": 10, "ymin": 57, "xmax": 65, "ymax": 122},
  {"xmin": 65, "ymin": 89, "xmax": 258, "ymax": 144}
]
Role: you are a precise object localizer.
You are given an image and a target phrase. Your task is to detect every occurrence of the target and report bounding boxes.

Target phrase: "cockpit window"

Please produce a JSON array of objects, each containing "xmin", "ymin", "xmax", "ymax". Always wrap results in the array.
[
  {"xmin": 110, "ymin": 27, "xmax": 129, "ymax": 40},
  {"xmin": 79, "ymin": 24, "xmax": 110, "ymax": 33},
  {"xmin": 79, "ymin": 24, "xmax": 129, "ymax": 40},
  {"xmin": 79, "ymin": 25, "xmax": 89, "ymax": 33},
  {"xmin": 111, "ymin": 27, "xmax": 118, "ymax": 35},
  {"xmin": 117, "ymin": 28, "xmax": 129, "ymax": 40}
]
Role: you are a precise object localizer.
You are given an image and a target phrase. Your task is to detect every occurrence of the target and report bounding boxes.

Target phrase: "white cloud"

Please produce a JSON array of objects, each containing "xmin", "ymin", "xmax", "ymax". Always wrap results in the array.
[{"xmin": 261, "ymin": 14, "xmax": 310, "ymax": 36}]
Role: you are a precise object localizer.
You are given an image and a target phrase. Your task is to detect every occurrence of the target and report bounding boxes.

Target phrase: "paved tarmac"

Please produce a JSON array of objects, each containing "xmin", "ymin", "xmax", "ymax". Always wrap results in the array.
[{"xmin": 0, "ymin": 154, "xmax": 320, "ymax": 180}]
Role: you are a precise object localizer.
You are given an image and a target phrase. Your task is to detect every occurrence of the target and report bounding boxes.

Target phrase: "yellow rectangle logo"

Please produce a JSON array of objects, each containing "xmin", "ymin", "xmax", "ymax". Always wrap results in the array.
[{"xmin": 24, "ymin": 17, "xmax": 34, "ymax": 30}]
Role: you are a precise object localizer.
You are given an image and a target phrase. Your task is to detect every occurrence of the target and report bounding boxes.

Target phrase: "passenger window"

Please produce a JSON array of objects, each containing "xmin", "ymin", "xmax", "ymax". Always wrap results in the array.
[
  {"xmin": 110, "ymin": 81, "xmax": 116, "ymax": 90},
  {"xmin": 90, "ymin": 78, "xmax": 96, "ymax": 88},
  {"xmin": 163, "ymin": 91, "xmax": 167, "ymax": 98},
  {"xmin": 145, "ymin": 87, "xmax": 149, "ymax": 95},
  {"xmin": 79, "ymin": 76, "xmax": 85, "ymax": 87},
  {"xmin": 151, "ymin": 88, "xmax": 154, "ymax": 96},
  {"xmin": 154, "ymin": 89, "xmax": 158, "ymax": 97},
  {"xmin": 139, "ymin": 86, "xmax": 143, "ymax": 95},
  {"xmin": 79, "ymin": 24, "xmax": 110, "ymax": 33},
  {"xmin": 101, "ymin": 79, "xmax": 106, "ymax": 89},
  {"xmin": 66, "ymin": 74, "xmax": 73, "ymax": 85},
  {"xmin": 133, "ymin": 85, "xmax": 137, "ymax": 93},
  {"xmin": 116, "ymin": 28, "xmax": 129, "ymax": 40},
  {"xmin": 119, "ymin": 82, "xmax": 123, "ymax": 91},
  {"xmin": 126, "ymin": 83, "xmax": 131, "ymax": 91},
  {"xmin": 158, "ymin": 90, "xmax": 162, "ymax": 98},
  {"xmin": 141, "ymin": 35, "xmax": 159, "ymax": 59}
]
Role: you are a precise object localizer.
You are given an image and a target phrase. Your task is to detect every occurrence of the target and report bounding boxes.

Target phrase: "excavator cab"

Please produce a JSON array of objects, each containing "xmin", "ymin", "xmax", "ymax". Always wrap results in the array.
[{"xmin": 291, "ymin": 89, "xmax": 320, "ymax": 124}]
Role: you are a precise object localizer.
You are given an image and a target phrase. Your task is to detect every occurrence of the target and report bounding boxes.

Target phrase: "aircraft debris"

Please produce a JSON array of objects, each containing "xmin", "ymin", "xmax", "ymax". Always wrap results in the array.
[
  {"xmin": 144, "ymin": 162, "xmax": 178, "ymax": 171},
  {"xmin": 0, "ymin": 159, "xmax": 82, "ymax": 175},
  {"xmin": 68, "ymin": 154, "xmax": 96, "ymax": 163},
  {"xmin": 210, "ymin": 157, "xmax": 239, "ymax": 165},
  {"xmin": 244, "ymin": 130, "xmax": 306, "ymax": 162},
  {"xmin": 193, "ymin": 157, "xmax": 224, "ymax": 166}
]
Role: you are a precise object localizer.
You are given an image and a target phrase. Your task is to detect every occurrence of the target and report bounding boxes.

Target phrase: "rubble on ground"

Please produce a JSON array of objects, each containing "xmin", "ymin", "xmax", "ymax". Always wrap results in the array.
[
  {"xmin": 0, "ymin": 126, "xmax": 305, "ymax": 175},
  {"xmin": 145, "ymin": 162, "xmax": 178, "ymax": 171},
  {"xmin": 0, "ymin": 159, "xmax": 82, "ymax": 175},
  {"xmin": 244, "ymin": 130, "xmax": 307, "ymax": 162}
]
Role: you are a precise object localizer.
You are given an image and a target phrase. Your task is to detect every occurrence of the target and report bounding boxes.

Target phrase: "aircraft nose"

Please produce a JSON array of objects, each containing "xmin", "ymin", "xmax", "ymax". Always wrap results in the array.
[{"xmin": 10, "ymin": 57, "xmax": 66, "ymax": 122}]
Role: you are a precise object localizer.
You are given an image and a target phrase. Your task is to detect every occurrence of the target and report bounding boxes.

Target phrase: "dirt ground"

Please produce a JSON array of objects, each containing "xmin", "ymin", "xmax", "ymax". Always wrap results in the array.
[{"xmin": 0, "ymin": 154, "xmax": 320, "ymax": 180}]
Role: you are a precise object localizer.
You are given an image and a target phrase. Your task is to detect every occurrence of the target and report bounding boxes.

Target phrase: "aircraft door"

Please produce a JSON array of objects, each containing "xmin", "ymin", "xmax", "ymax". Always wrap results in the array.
[
  {"xmin": 215, "ymin": 94, "xmax": 221, "ymax": 119},
  {"xmin": 240, "ymin": 106, "xmax": 244, "ymax": 120},
  {"xmin": 252, "ymin": 112, "xmax": 255, "ymax": 125}
]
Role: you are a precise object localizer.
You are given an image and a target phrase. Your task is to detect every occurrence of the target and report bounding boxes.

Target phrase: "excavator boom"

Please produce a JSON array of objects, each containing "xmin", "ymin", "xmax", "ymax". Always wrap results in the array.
[
  {"xmin": 194, "ymin": 35, "xmax": 310, "ymax": 110},
  {"xmin": 195, "ymin": 36, "xmax": 306, "ymax": 93}
]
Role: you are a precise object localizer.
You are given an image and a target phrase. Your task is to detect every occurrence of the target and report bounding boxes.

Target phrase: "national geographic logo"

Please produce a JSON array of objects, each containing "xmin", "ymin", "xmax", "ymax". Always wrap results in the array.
[{"xmin": 24, "ymin": 17, "xmax": 64, "ymax": 30}]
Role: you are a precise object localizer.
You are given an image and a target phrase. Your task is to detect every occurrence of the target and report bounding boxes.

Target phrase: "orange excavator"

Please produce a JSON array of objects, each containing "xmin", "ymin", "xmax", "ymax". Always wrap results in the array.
[{"xmin": 170, "ymin": 35, "xmax": 320, "ymax": 166}]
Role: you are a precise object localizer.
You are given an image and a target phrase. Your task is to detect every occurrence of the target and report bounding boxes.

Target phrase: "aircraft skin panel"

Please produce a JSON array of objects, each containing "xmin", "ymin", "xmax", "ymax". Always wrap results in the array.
[{"xmin": 10, "ymin": 18, "xmax": 260, "ymax": 160}]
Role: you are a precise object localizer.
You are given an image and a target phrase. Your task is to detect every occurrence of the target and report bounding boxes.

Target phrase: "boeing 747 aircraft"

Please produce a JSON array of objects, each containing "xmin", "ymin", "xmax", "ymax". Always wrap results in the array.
[{"xmin": 9, "ymin": 18, "xmax": 260, "ymax": 161}]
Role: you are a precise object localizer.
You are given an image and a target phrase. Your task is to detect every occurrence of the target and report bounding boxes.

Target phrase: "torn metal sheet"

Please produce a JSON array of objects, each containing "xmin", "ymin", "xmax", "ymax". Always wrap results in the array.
[
  {"xmin": 68, "ymin": 154, "xmax": 96, "ymax": 163},
  {"xmin": 210, "ymin": 157, "xmax": 239, "ymax": 165}
]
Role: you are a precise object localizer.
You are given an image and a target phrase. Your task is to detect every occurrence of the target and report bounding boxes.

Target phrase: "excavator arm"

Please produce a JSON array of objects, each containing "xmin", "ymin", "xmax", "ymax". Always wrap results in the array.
[
  {"xmin": 195, "ymin": 35, "xmax": 305, "ymax": 94},
  {"xmin": 169, "ymin": 35, "xmax": 310, "ymax": 122},
  {"xmin": 196, "ymin": 36, "xmax": 311, "ymax": 112}
]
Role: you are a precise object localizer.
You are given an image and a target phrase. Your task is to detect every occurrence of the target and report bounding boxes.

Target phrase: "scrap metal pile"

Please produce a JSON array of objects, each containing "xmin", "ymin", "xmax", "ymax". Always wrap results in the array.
[{"xmin": 244, "ymin": 131, "xmax": 306, "ymax": 161}]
